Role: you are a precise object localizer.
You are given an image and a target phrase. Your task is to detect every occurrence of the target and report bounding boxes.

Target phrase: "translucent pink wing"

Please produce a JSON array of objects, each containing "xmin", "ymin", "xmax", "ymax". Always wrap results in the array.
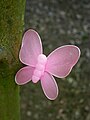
[
  {"xmin": 19, "ymin": 29, "xmax": 43, "ymax": 66},
  {"xmin": 45, "ymin": 45, "xmax": 80, "ymax": 78},
  {"xmin": 41, "ymin": 72, "xmax": 58, "ymax": 100},
  {"xmin": 15, "ymin": 66, "xmax": 34, "ymax": 85}
]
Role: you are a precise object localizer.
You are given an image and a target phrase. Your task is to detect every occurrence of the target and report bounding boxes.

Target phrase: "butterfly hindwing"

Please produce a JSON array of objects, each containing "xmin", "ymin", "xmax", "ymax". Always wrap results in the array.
[
  {"xmin": 15, "ymin": 66, "xmax": 35, "ymax": 85},
  {"xmin": 41, "ymin": 72, "xmax": 58, "ymax": 100}
]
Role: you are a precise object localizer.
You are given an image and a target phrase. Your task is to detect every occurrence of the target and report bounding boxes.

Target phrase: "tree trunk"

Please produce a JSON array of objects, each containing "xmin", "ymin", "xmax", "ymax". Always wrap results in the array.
[{"xmin": 0, "ymin": 0, "xmax": 26, "ymax": 120}]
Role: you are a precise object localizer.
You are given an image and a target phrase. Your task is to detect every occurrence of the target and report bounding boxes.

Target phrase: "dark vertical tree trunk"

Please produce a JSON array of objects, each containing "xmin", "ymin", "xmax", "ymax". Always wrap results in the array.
[{"xmin": 0, "ymin": 0, "xmax": 26, "ymax": 119}]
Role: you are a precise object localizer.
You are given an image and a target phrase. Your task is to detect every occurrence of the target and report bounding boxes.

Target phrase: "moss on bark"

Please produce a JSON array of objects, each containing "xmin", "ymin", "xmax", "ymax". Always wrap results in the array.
[{"xmin": 0, "ymin": 0, "xmax": 26, "ymax": 120}]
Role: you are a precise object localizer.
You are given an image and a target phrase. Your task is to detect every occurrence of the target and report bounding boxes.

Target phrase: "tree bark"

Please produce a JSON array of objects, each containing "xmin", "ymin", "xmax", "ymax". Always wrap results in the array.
[{"xmin": 0, "ymin": 0, "xmax": 26, "ymax": 120}]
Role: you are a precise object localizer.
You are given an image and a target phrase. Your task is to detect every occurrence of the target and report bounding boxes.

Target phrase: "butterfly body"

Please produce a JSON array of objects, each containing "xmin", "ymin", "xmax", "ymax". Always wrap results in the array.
[
  {"xmin": 15, "ymin": 29, "xmax": 80, "ymax": 100},
  {"xmin": 32, "ymin": 54, "xmax": 47, "ymax": 83}
]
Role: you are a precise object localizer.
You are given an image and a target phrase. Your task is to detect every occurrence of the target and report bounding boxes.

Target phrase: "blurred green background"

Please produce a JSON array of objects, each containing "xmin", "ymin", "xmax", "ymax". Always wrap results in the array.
[{"xmin": 21, "ymin": 0, "xmax": 90, "ymax": 120}]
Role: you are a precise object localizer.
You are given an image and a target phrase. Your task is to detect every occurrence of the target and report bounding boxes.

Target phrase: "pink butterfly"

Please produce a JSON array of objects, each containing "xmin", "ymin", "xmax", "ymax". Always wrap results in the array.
[{"xmin": 15, "ymin": 29, "xmax": 80, "ymax": 100}]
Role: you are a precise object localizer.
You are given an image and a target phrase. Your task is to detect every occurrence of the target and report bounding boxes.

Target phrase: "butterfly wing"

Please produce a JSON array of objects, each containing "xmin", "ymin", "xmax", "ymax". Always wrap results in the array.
[
  {"xmin": 15, "ymin": 66, "xmax": 35, "ymax": 85},
  {"xmin": 19, "ymin": 29, "xmax": 43, "ymax": 67},
  {"xmin": 41, "ymin": 72, "xmax": 58, "ymax": 100},
  {"xmin": 45, "ymin": 45, "xmax": 80, "ymax": 78}
]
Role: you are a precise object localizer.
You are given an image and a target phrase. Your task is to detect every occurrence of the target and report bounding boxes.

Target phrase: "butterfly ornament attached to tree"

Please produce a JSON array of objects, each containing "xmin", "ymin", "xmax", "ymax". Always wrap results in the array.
[{"xmin": 15, "ymin": 29, "xmax": 80, "ymax": 100}]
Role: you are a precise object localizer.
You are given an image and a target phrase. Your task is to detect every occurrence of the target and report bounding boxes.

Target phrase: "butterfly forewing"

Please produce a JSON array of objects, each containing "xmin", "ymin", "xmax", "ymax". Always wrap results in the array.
[
  {"xmin": 19, "ymin": 29, "xmax": 43, "ymax": 67},
  {"xmin": 45, "ymin": 45, "xmax": 80, "ymax": 78}
]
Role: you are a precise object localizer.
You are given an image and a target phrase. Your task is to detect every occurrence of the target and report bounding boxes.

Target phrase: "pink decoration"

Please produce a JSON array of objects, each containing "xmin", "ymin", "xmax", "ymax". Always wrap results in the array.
[{"xmin": 15, "ymin": 29, "xmax": 81, "ymax": 100}]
